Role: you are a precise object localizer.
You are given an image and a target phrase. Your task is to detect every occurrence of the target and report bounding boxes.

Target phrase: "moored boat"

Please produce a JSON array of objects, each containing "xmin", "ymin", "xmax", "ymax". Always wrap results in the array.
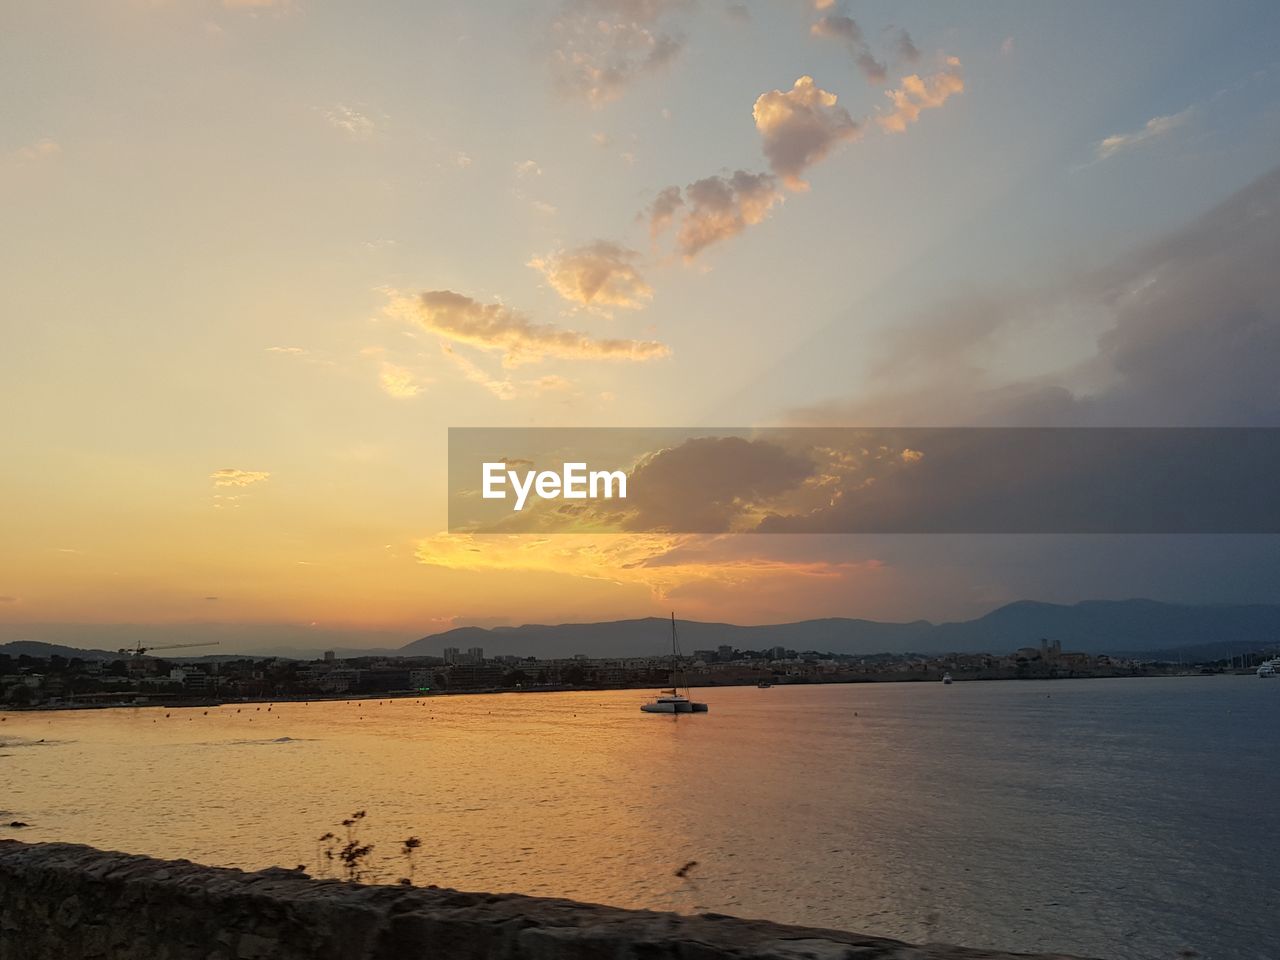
[{"xmin": 641, "ymin": 613, "xmax": 708, "ymax": 714}]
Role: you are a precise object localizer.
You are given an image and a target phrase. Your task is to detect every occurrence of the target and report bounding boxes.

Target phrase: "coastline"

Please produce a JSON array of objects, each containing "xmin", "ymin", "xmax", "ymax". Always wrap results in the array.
[{"xmin": 0, "ymin": 668, "xmax": 1238, "ymax": 715}]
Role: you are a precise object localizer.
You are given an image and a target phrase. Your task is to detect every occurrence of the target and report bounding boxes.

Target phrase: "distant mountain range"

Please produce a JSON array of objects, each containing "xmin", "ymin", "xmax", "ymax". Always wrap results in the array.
[
  {"xmin": 399, "ymin": 599, "xmax": 1280, "ymax": 659},
  {"xmin": 5, "ymin": 600, "xmax": 1280, "ymax": 663}
]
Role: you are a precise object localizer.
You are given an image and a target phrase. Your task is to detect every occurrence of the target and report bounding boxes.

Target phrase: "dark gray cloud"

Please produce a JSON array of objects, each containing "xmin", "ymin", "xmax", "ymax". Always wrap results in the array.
[
  {"xmin": 769, "ymin": 165, "xmax": 1280, "ymax": 606},
  {"xmin": 895, "ymin": 28, "xmax": 920, "ymax": 63},
  {"xmin": 810, "ymin": 14, "xmax": 887, "ymax": 84},
  {"xmin": 452, "ymin": 427, "xmax": 1280, "ymax": 535},
  {"xmin": 622, "ymin": 436, "xmax": 815, "ymax": 532}
]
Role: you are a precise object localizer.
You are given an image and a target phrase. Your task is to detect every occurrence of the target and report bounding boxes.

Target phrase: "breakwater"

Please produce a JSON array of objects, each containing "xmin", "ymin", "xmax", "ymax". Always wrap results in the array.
[{"xmin": 0, "ymin": 840, "xmax": 1092, "ymax": 959}]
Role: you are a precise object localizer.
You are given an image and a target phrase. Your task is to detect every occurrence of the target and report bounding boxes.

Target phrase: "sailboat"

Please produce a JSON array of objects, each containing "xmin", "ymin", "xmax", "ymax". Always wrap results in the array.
[{"xmin": 641, "ymin": 613, "xmax": 709, "ymax": 714}]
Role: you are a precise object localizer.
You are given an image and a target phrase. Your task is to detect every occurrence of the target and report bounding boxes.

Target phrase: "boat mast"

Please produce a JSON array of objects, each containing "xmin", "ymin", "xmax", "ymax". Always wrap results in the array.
[{"xmin": 670, "ymin": 611, "xmax": 679, "ymax": 696}]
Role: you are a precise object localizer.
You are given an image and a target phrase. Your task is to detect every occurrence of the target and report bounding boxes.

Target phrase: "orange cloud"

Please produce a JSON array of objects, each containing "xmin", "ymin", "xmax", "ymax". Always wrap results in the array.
[
  {"xmin": 386, "ymin": 290, "xmax": 670, "ymax": 367},
  {"xmin": 414, "ymin": 532, "xmax": 873, "ymax": 606},
  {"xmin": 377, "ymin": 361, "xmax": 424, "ymax": 398},
  {"xmin": 209, "ymin": 468, "xmax": 271, "ymax": 487},
  {"xmin": 753, "ymin": 76, "xmax": 860, "ymax": 189},
  {"xmin": 877, "ymin": 57, "xmax": 964, "ymax": 134},
  {"xmin": 529, "ymin": 240, "xmax": 653, "ymax": 311}
]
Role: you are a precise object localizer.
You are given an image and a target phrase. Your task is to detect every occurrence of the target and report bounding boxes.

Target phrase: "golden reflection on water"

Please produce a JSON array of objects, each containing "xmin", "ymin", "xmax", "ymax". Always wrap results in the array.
[
  {"xmin": 2, "ymin": 679, "xmax": 1274, "ymax": 960},
  {"xmin": 1, "ymin": 686, "xmax": 911, "ymax": 925}
]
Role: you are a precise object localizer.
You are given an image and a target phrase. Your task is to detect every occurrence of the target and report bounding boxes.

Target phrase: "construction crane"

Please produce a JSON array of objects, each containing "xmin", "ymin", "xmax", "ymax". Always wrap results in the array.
[{"xmin": 118, "ymin": 640, "xmax": 220, "ymax": 659}]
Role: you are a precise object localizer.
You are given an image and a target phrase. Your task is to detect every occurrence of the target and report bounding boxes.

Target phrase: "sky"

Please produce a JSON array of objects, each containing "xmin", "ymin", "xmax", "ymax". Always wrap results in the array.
[{"xmin": 3, "ymin": 0, "xmax": 1280, "ymax": 653}]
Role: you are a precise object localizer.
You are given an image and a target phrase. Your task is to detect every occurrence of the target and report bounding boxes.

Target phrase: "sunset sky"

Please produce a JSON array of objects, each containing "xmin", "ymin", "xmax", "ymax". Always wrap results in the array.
[{"xmin": 3, "ymin": 1, "xmax": 1280, "ymax": 653}]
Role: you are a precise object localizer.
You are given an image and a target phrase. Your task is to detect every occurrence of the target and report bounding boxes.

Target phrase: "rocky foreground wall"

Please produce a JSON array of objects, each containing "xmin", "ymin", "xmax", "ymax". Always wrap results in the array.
[{"xmin": 0, "ymin": 841, "xmax": 1093, "ymax": 960}]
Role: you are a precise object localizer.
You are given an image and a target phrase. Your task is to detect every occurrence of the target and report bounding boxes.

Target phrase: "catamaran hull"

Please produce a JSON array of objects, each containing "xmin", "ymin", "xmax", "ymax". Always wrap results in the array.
[{"xmin": 640, "ymin": 699, "xmax": 708, "ymax": 713}]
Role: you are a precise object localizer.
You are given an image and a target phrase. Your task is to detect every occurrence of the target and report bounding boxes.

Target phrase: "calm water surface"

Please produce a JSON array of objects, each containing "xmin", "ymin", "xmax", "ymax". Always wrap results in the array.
[{"xmin": 2, "ymin": 677, "xmax": 1277, "ymax": 959}]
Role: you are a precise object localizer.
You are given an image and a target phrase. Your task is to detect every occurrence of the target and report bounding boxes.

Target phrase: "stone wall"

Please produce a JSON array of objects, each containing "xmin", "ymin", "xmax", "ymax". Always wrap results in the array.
[{"xmin": 0, "ymin": 841, "xmax": 1091, "ymax": 960}]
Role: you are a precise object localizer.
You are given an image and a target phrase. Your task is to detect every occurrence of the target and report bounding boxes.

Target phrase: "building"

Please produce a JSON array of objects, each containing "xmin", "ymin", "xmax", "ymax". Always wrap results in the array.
[
  {"xmin": 466, "ymin": 646, "xmax": 484, "ymax": 663},
  {"xmin": 448, "ymin": 662, "xmax": 504, "ymax": 689},
  {"xmin": 317, "ymin": 669, "xmax": 363, "ymax": 693},
  {"xmin": 443, "ymin": 647, "xmax": 460, "ymax": 664},
  {"xmin": 323, "ymin": 650, "xmax": 335, "ymax": 662},
  {"xmin": 408, "ymin": 668, "xmax": 437, "ymax": 690}
]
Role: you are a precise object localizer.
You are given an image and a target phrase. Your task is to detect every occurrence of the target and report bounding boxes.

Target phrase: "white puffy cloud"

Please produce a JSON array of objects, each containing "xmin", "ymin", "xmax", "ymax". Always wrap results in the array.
[{"xmin": 753, "ymin": 76, "xmax": 860, "ymax": 189}]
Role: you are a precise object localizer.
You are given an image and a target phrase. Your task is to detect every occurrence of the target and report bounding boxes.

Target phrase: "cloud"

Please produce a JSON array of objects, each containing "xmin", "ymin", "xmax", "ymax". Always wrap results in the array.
[
  {"xmin": 265, "ymin": 345, "xmax": 305, "ymax": 355},
  {"xmin": 387, "ymin": 290, "xmax": 670, "ymax": 366},
  {"xmin": 876, "ymin": 57, "xmax": 964, "ymax": 133},
  {"xmin": 1094, "ymin": 107, "xmax": 1193, "ymax": 161},
  {"xmin": 809, "ymin": 16, "xmax": 886, "ymax": 84},
  {"xmin": 442, "ymin": 345, "xmax": 518, "ymax": 399},
  {"xmin": 325, "ymin": 104, "xmax": 375, "ymax": 139},
  {"xmin": 210, "ymin": 469, "xmax": 271, "ymax": 487},
  {"xmin": 514, "ymin": 159, "xmax": 542, "ymax": 178},
  {"xmin": 528, "ymin": 240, "xmax": 653, "ymax": 310},
  {"xmin": 1001, "ymin": 36, "xmax": 1015, "ymax": 56},
  {"xmin": 895, "ymin": 29, "xmax": 920, "ymax": 64},
  {"xmin": 753, "ymin": 75, "xmax": 860, "ymax": 189},
  {"xmin": 413, "ymin": 531, "xmax": 871, "ymax": 619},
  {"xmin": 0, "ymin": 596, "xmax": 18, "ymax": 604},
  {"xmin": 549, "ymin": 0, "xmax": 689, "ymax": 107},
  {"xmin": 15, "ymin": 138, "xmax": 61, "ymax": 163},
  {"xmin": 441, "ymin": 346, "xmax": 579, "ymax": 400},
  {"xmin": 621, "ymin": 437, "xmax": 817, "ymax": 532},
  {"xmin": 788, "ymin": 164, "xmax": 1280, "ymax": 429},
  {"xmin": 222, "ymin": 0, "xmax": 288, "ymax": 7},
  {"xmin": 377, "ymin": 361, "xmax": 424, "ymax": 398},
  {"xmin": 454, "ymin": 152, "xmax": 473, "ymax": 168},
  {"xmin": 647, "ymin": 170, "xmax": 785, "ymax": 260}
]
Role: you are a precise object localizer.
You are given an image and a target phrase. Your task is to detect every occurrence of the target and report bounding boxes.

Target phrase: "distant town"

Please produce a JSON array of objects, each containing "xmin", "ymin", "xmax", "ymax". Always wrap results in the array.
[{"xmin": 2, "ymin": 637, "xmax": 1277, "ymax": 710}]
